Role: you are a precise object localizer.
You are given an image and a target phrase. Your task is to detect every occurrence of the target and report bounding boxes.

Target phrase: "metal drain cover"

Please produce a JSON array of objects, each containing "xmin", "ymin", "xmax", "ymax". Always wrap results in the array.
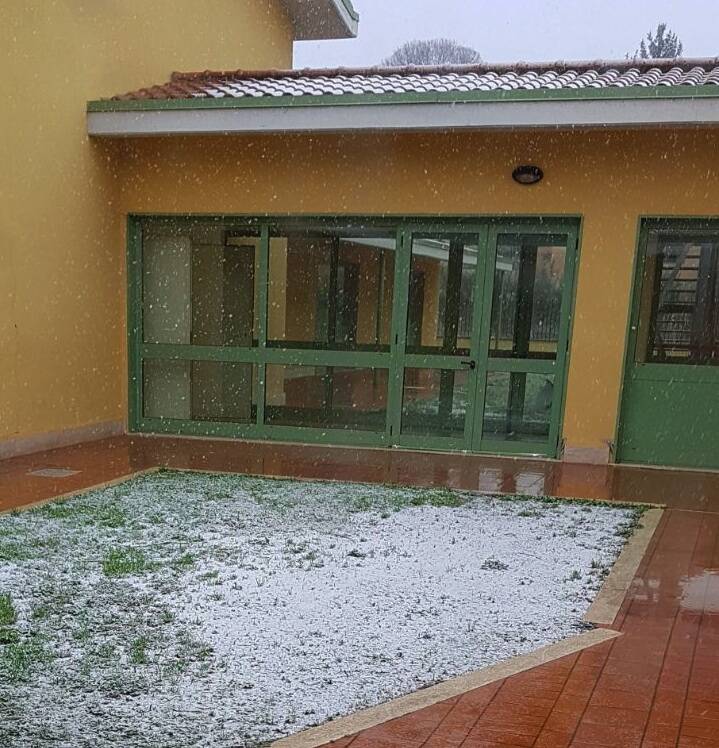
[{"xmin": 27, "ymin": 468, "xmax": 80, "ymax": 478}]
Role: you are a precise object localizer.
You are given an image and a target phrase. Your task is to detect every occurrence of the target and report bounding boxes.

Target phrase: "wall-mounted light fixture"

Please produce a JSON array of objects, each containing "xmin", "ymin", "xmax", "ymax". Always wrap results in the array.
[{"xmin": 512, "ymin": 165, "xmax": 544, "ymax": 185}]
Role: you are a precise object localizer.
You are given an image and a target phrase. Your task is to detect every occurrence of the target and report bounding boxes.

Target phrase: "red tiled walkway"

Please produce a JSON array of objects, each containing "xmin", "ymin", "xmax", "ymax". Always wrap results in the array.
[
  {"xmin": 323, "ymin": 508, "xmax": 719, "ymax": 747},
  {"xmin": 1, "ymin": 436, "xmax": 719, "ymax": 747},
  {"xmin": 3, "ymin": 434, "xmax": 719, "ymax": 514}
]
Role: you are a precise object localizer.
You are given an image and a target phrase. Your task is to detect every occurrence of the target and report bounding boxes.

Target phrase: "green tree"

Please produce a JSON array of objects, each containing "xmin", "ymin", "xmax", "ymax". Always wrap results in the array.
[
  {"xmin": 633, "ymin": 23, "xmax": 684, "ymax": 59},
  {"xmin": 382, "ymin": 38, "xmax": 481, "ymax": 67}
]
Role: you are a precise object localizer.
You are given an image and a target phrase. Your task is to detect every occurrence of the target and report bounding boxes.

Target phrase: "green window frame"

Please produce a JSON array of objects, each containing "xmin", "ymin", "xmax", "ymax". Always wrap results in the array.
[{"xmin": 128, "ymin": 214, "xmax": 579, "ymax": 456}]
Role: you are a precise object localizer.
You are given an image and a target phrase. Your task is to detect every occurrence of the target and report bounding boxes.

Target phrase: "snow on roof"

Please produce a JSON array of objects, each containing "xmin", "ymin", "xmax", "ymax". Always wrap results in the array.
[{"xmin": 106, "ymin": 58, "xmax": 719, "ymax": 103}]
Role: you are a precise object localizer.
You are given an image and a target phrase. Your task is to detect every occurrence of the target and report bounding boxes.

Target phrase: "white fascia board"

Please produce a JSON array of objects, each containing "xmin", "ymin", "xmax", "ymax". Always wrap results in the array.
[{"xmin": 87, "ymin": 97, "xmax": 719, "ymax": 137}]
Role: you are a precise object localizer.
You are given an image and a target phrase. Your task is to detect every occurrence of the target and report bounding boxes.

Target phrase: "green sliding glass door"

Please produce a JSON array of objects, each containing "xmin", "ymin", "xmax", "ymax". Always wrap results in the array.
[
  {"xmin": 475, "ymin": 226, "xmax": 577, "ymax": 456},
  {"xmin": 129, "ymin": 215, "xmax": 577, "ymax": 457},
  {"xmin": 393, "ymin": 223, "xmax": 577, "ymax": 455},
  {"xmin": 393, "ymin": 227, "xmax": 487, "ymax": 450}
]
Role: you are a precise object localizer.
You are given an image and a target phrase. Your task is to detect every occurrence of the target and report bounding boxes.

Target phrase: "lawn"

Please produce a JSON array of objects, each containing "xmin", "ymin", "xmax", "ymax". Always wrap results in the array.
[{"xmin": 0, "ymin": 471, "xmax": 641, "ymax": 747}]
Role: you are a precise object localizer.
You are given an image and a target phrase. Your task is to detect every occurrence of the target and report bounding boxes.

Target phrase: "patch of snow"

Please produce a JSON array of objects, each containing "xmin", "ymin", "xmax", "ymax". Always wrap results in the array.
[{"xmin": 0, "ymin": 472, "xmax": 639, "ymax": 747}]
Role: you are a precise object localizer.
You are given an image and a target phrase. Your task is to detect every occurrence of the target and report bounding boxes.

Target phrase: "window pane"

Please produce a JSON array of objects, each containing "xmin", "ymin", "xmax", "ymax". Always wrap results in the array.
[
  {"xmin": 267, "ymin": 231, "xmax": 395, "ymax": 351},
  {"xmin": 406, "ymin": 235, "xmax": 477, "ymax": 355},
  {"xmin": 265, "ymin": 365, "xmax": 388, "ymax": 431},
  {"xmin": 636, "ymin": 236, "xmax": 719, "ymax": 365},
  {"xmin": 143, "ymin": 359, "xmax": 257, "ymax": 423},
  {"xmin": 482, "ymin": 372, "xmax": 554, "ymax": 441},
  {"xmin": 489, "ymin": 237, "xmax": 566, "ymax": 360},
  {"xmin": 143, "ymin": 221, "xmax": 259, "ymax": 346},
  {"xmin": 401, "ymin": 368, "xmax": 469, "ymax": 437}
]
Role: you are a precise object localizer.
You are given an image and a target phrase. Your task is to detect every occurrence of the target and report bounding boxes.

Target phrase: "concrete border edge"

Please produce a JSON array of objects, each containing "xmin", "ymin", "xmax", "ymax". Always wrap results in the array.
[
  {"xmin": 272, "ymin": 628, "xmax": 622, "ymax": 748},
  {"xmin": 583, "ymin": 507, "xmax": 664, "ymax": 625}
]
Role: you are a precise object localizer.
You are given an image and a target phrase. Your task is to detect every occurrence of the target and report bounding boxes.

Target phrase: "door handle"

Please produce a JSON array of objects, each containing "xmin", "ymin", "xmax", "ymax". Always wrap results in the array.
[{"xmin": 461, "ymin": 360, "xmax": 477, "ymax": 370}]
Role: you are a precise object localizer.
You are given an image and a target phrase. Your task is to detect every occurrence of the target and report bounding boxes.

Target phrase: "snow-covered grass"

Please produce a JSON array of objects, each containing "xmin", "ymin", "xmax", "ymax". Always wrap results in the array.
[{"xmin": 0, "ymin": 471, "xmax": 642, "ymax": 748}]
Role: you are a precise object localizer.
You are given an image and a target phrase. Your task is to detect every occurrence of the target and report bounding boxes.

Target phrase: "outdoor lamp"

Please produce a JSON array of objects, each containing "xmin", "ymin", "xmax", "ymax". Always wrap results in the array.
[{"xmin": 512, "ymin": 165, "xmax": 544, "ymax": 185}]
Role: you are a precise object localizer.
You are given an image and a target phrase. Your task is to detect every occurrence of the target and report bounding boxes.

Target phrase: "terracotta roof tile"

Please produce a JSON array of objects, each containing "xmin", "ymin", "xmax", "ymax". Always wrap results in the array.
[{"xmin": 108, "ymin": 58, "xmax": 719, "ymax": 102}]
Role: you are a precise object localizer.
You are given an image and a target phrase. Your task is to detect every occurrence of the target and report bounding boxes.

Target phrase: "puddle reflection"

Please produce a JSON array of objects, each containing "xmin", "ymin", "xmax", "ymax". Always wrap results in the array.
[{"xmin": 680, "ymin": 569, "xmax": 719, "ymax": 613}]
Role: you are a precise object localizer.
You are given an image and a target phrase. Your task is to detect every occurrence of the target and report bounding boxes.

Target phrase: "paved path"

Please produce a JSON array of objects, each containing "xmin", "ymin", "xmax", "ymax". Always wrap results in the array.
[{"xmin": 1, "ymin": 436, "xmax": 718, "ymax": 747}]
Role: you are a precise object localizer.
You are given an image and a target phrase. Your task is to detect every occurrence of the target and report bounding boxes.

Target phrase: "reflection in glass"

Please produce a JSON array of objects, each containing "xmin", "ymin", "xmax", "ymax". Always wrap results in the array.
[
  {"xmin": 490, "ymin": 237, "xmax": 566, "ymax": 359},
  {"xmin": 265, "ymin": 365, "xmax": 388, "ymax": 431},
  {"xmin": 401, "ymin": 368, "xmax": 469, "ymax": 437},
  {"xmin": 406, "ymin": 235, "xmax": 477, "ymax": 355},
  {"xmin": 143, "ymin": 360, "xmax": 257, "ymax": 423},
  {"xmin": 636, "ymin": 235, "xmax": 719, "ymax": 365},
  {"xmin": 267, "ymin": 232, "xmax": 395, "ymax": 350},
  {"xmin": 143, "ymin": 222, "xmax": 260, "ymax": 346},
  {"xmin": 482, "ymin": 372, "xmax": 554, "ymax": 441}
]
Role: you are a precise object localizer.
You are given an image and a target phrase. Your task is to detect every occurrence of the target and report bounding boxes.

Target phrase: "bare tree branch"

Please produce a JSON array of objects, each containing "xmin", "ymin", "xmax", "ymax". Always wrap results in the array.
[{"xmin": 382, "ymin": 38, "xmax": 482, "ymax": 67}]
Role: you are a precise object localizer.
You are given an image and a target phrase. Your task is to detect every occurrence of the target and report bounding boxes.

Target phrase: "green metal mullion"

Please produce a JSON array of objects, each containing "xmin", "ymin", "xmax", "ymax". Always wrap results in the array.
[
  {"xmin": 387, "ymin": 227, "xmax": 411, "ymax": 444},
  {"xmin": 614, "ymin": 218, "xmax": 646, "ymax": 459},
  {"xmin": 324, "ymin": 238, "xmax": 341, "ymax": 417},
  {"xmin": 470, "ymin": 224, "xmax": 497, "ymax": 449},
  {"xmin": 138, "ymin": 417, "xmax": 548, "ymax": 456},
  {"xmin": 490, "ymin": 228, "xmax": 568, "ymax": 243},
  {"xmin": 141, "ymin": 344, "xmax": 261, "ymax": 362},
  {"xmin": 485, "ymin": 358, "xmax": 557, "ymax": 374},
  {"xmin": 127, "ymin": 217, "xmax": 143, "ymax": 431},
  {"xmin": 397, "ymin": 435, "xmax": 468, "ymax": 452},
  {"xmin": 546, "ymin": 227, "xmax": 579, "ymax": 455},
  {"xmin": 626, "ymin": 223, "xmax": 651, "ymax": 373},
  {"xmin": 256, "ymin": 223, "xmax": 270, "ymax": 432},
  {"xmin": 138, "ymin": 417, "xmax": 261, "ymax": 440},
  {"xmin": 263, "ymin": 426, "xmax": 387, "ymax": 447},
  {"xmin": 262, "ymin": 348, "xmax": 390, "ymax": 367},
  {"xmin": 402, "ymin": 353, "xmax": 467, "ymax": 370},
  {"xmin": 257, "ymin": 224, "xmax": 270, "ymax": 349},
  {"xmin": 478, "ymin": 439, "xmax": 552, "ymax": 457}
]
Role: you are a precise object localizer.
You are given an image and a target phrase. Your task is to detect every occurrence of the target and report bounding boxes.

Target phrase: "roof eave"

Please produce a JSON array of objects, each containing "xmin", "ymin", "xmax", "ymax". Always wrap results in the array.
[
  {"xmin": 282, "ymin": 0, "xmax": 358, "ymax": 41},
  {"xmin": 87, "ymin": 94, "xmax": 719, "ymax": 137}
]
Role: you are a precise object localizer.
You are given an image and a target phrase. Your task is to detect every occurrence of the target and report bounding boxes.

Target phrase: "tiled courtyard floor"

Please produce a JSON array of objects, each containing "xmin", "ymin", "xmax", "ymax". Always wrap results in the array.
[{"xmin": 2, "ymin": 435, "xmax": 718, "ymax": 747}]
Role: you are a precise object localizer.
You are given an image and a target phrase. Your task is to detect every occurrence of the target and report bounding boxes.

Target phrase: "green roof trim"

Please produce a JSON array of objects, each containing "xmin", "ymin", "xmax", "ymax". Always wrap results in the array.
[{"xmin": 87, "ymin": 84, "xmax": 719, "ymax": 113}]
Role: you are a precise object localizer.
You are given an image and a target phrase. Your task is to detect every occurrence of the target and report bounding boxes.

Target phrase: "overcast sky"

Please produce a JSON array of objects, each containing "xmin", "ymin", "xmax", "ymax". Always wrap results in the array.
[{"xmin": 294, "ymin": 0, "xmax": 718, "ymax": 69}]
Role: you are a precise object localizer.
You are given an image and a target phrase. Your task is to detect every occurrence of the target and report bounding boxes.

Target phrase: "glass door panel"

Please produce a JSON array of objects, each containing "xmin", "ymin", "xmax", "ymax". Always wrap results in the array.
[
  {"xmin": 635, "ymin": 236, "xmax": 719, "ymax": 365},
  {"xmin": 264, "ymin": 227, "xmax": 396, "ymax": 440},
  {"xmin": 489, "ymin": 240, "xmax": 566, "ymax": 360},
  {"xmin": 474, "ymin": 230, "xmax": 576, "ymax": 455},
  {"xmin": 396, "ymin": 230, "xmax": 485, "ymax": 448},
  {"xmin": 264, "ymin": 364, "xmax": 388, "ymax": 431},
  {"xmin": 405, "ymin": 234, "xmax": 478, "ymax": 355},
  {"xmin": 267, "ymin": 229, "xmax": 395, "ymax": 352},
  {"xmin": 400, "ymin": 367, "xmax": 470, "ymax": 438},
  {"xmin": 481, "ymin": 371, "xmax": 555, "ymax": 442}
]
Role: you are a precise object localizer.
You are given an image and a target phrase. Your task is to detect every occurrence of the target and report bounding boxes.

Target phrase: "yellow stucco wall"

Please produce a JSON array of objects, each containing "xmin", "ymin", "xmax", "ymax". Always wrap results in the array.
[
  {"xmin": 0, "ymin": 2, "xmax": 293, "ymax": 443},
  {"xmin": 114, "ymin": 128, "xmax": 719, "ymax": 455}
]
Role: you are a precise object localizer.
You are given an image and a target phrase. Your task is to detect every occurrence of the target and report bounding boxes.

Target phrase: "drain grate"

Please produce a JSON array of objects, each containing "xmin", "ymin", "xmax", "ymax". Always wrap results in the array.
[{"xmin": 27, "ymin": 468, "xmax": 80, "ymax": 478}]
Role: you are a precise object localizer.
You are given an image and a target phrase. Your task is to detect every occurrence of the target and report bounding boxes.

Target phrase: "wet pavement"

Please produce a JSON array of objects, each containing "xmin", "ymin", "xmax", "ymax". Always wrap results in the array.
[{"xmin": 1, "ymin": 435, "xmax": 718, "ymax": 747}]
